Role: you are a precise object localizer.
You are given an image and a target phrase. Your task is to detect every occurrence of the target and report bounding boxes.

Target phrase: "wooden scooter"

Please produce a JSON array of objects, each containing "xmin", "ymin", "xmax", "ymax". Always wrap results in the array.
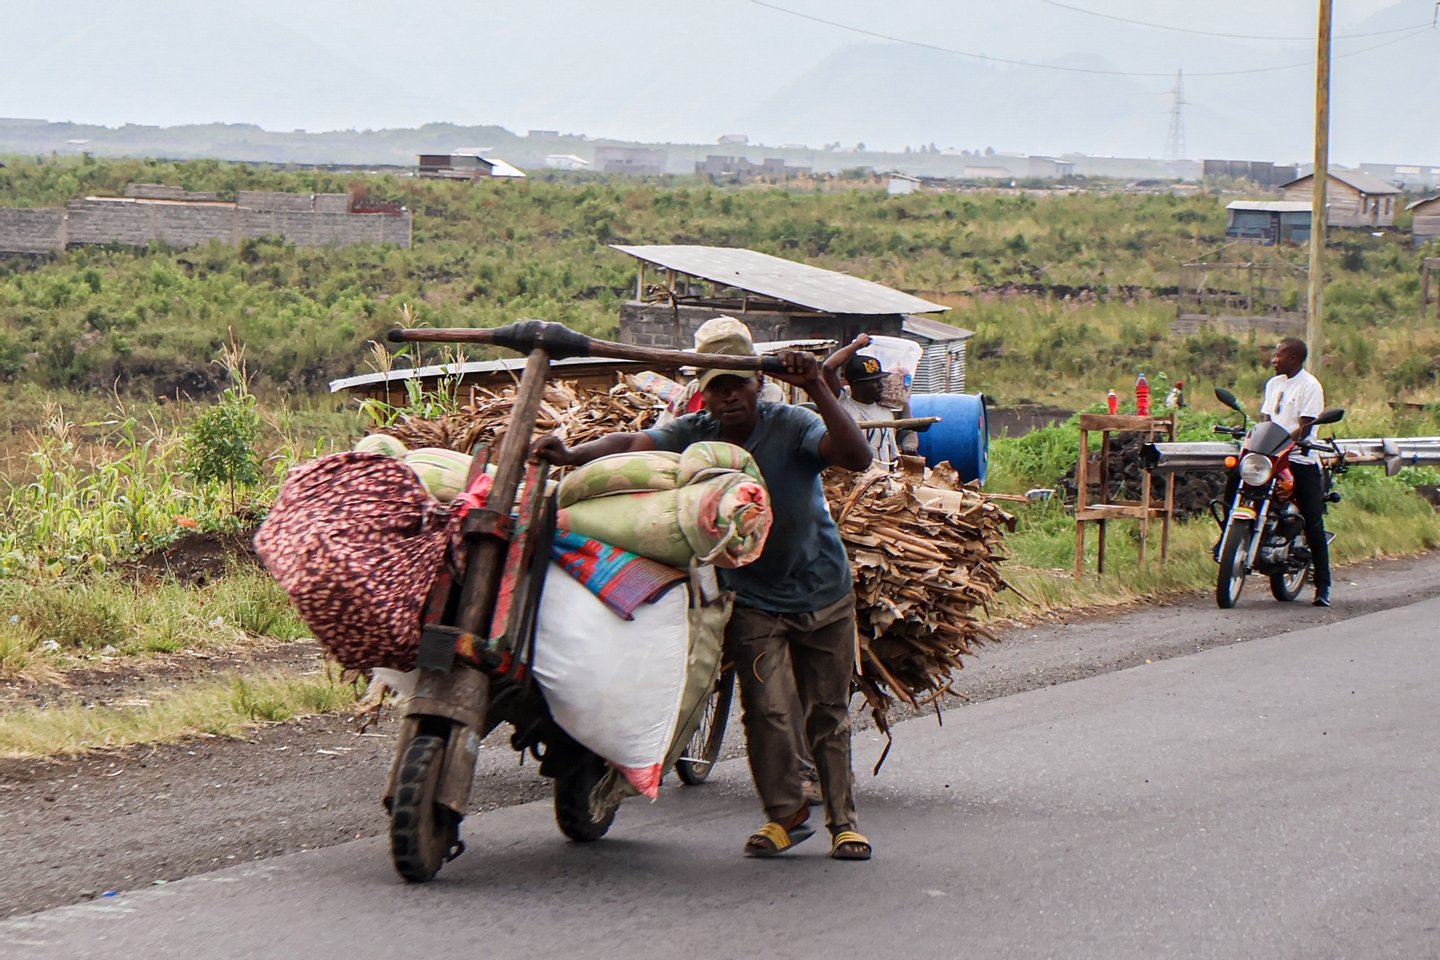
[{"xmin": 380, "ymin": 320, "xmax": 781, "ymax": 882}]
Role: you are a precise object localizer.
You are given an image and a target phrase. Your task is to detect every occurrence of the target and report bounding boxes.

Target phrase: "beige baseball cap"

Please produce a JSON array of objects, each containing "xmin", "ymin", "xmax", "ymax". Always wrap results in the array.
[{"xmin": 691, "ymin": 316, "xmax": 759, "ymax": 391}]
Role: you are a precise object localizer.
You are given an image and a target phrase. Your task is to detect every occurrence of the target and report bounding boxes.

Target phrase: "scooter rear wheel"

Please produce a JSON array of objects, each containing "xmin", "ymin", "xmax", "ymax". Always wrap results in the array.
[
  {"xmin": 554, "ymin": 751, "xmax": 618, "ymax": 843},
  {"xmin": 1216, "ymin": 520, "xmax": 1252, "ymax": 609},
  {"xmin": 390, "ymin": 734, "xmax": 461, "ymax": 883}
]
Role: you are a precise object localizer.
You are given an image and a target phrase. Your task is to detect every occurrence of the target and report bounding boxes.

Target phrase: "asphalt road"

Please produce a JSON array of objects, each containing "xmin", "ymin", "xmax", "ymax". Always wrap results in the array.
[{"xmin": 4, "ymin": 593, "xmax": 1437, "ymax": 960}]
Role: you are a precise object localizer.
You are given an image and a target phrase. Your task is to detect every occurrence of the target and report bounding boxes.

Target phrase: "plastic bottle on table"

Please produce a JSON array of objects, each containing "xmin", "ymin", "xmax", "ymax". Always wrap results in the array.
[
  {"xmin": 1135, "ymin": 372, "xmax": 1150, "ymax": 416},
  {"xmin": 1106, "ymin": 389, "xmax": 1118, "ymax": 414}
]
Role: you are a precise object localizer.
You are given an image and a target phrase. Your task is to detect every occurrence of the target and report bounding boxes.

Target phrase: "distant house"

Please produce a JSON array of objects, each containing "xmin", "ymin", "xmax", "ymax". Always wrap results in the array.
[
  {"xmin": 964, "ymin": 165, "xmax": 1012, "ymax": 180},
  {"xmin": 417, "ymin": 152, "xmax": 526, "ymax": 180},
  {"xmin": 718, "ymin": 134, "xmax": 749, "ymax": 145},
  {"xmin": 1409, "ymin": 195, "xmax": 1440, "ymax": 247},
  {"xmin": 1202, "ymin": 159, "xmax": 1299, "ymax": 188},
  {"xmin": 1360, "ymin": 162, "xmax": 1440, "ymax": 191},
  {"xmin": 1279, "ymin": 169, "xmax": 1399, "ymax": 228},
  {"xmin": 886, "ymin": 174, "xmax": 920, "ymax": 196},
  {"xmin": 1225, "ymin": 200, "xmax": 1312, "ymax": 245},
  {"xmin": 1026, "ymin": 156, "xmax": 1074, "ymax": 180},
  {"xmin": 593, "ymin": 145, "xmax": 667, "ymax": 176},
  {"xmin": 544, "ymin": 154, "xmax": 591, "ymax": 171}
]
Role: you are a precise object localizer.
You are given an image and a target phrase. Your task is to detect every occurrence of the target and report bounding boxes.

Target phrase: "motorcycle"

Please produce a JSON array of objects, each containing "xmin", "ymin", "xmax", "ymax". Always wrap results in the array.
[{"xmin": 1210, "ymin": 386, "xmax": 1345, "ymax": 609}]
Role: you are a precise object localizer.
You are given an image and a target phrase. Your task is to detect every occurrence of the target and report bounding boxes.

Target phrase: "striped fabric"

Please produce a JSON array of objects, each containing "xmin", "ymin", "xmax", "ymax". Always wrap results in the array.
[{"xmin": 551, "ymin": 529, "xmax": 689, "ymax": 620}]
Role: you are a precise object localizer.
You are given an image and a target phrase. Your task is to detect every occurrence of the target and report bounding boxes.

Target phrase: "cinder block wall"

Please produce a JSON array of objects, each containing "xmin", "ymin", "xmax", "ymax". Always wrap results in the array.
[
  {"xmin": 0, "ymin": 209, "xmax": 65, "ymax": 252},
  {"xmin": 1, "ymin": 190, "xmax": 410, "ymax": 253}
]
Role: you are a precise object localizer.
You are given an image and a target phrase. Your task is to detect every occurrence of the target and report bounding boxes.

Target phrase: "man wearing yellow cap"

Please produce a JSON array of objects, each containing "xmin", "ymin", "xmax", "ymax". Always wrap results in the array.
[{"xmin": 535, "ymin": 316, "xmax": 876, "ymax": 861}]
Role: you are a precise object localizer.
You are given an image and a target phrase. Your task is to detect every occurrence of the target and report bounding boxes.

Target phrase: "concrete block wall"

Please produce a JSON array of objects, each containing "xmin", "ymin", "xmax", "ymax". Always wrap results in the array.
[
  {"xmin": 0, "ymin": 208, "xmax": 65, "ymax": 253},
  {"xmin": 2, "ymin": 190, "xmax": 410, "ymax": 253}
]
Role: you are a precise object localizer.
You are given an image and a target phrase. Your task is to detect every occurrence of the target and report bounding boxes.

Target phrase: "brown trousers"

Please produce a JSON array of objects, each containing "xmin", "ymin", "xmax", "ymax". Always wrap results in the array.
[{"xmin": 725, "ymin": 595, "xmax": 858, "ymax": 834}]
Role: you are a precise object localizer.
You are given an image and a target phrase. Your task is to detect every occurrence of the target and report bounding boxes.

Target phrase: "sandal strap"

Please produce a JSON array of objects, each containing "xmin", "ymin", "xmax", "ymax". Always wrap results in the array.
[
  {"xmin": 832, "ymin": 830, "xmax": 868, "ymax": 848},
  {"xmin": 754, "ymin": 821, "xmax": 793, "ymax": 850}
]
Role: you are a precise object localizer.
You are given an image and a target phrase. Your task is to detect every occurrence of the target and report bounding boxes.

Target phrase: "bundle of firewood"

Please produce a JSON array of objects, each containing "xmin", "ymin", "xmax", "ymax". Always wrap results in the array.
[
  {"xmin": 824, "ymin": 462, "xmax": 1017, "ymax": 748},
  {"xmin": 374, "ymin": 377, "xmax": 1017, "ymax": 748},
  {"xmin": 377, "ymin": 377, "xmax": 670, "ymax": 454}
]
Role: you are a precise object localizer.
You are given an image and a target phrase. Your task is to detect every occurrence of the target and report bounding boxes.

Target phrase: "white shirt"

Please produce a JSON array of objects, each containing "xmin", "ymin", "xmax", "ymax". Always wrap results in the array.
[
  {"xmin": 1261, "ymin": 368, "xmax": 1324, "ymax": 463},
  {"xmin": 838, "ymin": 388, "xmax": 900, "ymax": 467}
]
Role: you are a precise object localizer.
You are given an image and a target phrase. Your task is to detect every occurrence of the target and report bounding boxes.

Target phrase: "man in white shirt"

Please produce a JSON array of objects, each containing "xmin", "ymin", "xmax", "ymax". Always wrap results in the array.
[
  {"xmin": 1260, "ymin": 337, "xmax": 1332, "ymax": 606},
  {"xmin": 821, "ymin": 334, "xmax": 919, "ymax": 469}
]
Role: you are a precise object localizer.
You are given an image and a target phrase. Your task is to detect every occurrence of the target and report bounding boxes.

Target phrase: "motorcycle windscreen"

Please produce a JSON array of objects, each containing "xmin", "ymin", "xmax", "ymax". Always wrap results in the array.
[{"xmin": 1243, "ymin": 421, "xmax": 1294, "ymax": 458}]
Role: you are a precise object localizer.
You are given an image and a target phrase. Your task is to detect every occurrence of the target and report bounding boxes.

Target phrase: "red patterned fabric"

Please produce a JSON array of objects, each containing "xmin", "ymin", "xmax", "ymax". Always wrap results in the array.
[{"xmin": 254, "ymin": 452, "xmax": 457, "ymax": 669}]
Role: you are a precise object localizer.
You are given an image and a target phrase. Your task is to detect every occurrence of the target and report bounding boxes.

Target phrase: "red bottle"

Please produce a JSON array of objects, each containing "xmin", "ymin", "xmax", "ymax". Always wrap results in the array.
[
  {"xmin": 1106, "ymin": 389, "xmax": 1118, "ymax": 414},
  {"xmin": 1135, "ymin": 373, "xmax": 1150, "ymax": 416}
]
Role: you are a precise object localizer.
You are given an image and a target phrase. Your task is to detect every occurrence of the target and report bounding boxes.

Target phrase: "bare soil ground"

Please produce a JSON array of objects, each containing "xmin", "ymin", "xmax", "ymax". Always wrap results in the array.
[{"xmin": 4, "ymin": 551, "xmax": 1439, "ymax": 919}]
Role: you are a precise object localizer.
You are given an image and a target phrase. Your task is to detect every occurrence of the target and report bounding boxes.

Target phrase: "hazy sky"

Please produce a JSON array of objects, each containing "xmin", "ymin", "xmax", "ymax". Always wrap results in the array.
[{"xmin": 1, "ymin": 0, "xmax": 1433, "ymax": 159}]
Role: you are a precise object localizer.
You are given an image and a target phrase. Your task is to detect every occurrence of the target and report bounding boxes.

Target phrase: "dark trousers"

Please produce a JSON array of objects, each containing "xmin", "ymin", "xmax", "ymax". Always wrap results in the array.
[
  {"xmin": 725, "ymin": 595, "xmax": 858, "ymax": 834},
  {"xmin": 1222, "ymin": 463, "xmax": 1330, "ymax": 590}
]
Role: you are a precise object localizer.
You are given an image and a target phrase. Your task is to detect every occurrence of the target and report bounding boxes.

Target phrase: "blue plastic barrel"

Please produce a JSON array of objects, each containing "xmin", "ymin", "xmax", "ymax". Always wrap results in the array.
[{"xmin": 910, "ymin": 393, "xmax": 989, "ymax": 484}]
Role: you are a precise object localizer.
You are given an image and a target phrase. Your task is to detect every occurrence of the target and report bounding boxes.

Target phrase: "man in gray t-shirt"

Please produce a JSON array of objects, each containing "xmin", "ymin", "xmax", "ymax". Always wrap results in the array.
[{"xmin": 534, "ymin": 319, "xmax": 875, "ymax": 862}]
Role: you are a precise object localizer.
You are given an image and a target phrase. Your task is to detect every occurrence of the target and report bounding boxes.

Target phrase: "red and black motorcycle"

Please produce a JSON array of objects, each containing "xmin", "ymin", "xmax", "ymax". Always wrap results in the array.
[{"xmin": 1210, "ymin": 387, "xmax": 1345, "ymax": 609}]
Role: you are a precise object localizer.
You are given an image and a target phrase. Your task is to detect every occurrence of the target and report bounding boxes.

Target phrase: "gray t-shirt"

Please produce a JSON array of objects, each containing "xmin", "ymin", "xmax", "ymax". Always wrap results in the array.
[{"xmin": 643, "ymin": 402, "xmax": 853, "ymax": 613}]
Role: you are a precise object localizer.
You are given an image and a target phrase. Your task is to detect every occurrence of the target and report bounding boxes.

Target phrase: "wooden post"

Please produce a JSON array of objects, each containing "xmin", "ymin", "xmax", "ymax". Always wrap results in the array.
[
  {"xmin": 1306, "ymin": 0, "xmax": 1333, "ymax": 372},
  {"xmin": 1074, "ymin": 426, "xmax": 1090, "ymax": 577},
  {"xmin": 1422, "ymin": 259, "xmax": 1437, "ymax": 321}
]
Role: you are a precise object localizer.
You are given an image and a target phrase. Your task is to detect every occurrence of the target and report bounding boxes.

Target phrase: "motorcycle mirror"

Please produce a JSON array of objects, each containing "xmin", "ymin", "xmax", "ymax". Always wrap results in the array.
[
  {"xmin": 1214, "ymin": 387, "xmax": 1244, "ymax": 414},
  {"xmin": 1313, "ymin": 407, "xmax": 1344, "ymax": 425}
]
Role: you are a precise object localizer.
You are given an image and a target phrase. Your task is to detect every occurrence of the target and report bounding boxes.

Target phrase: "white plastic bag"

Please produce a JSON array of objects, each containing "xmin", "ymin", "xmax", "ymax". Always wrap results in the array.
[{"xmin": 531, "ymin": 564, "xmax": 691, "ymax": 799}]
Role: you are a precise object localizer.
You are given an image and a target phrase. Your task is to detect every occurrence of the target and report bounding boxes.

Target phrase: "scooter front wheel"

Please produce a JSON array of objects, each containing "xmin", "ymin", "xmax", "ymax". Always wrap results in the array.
[
  {"xmin": 676, "ymin": 668, "xmax": 735, "ymax": 786},
  {"xmin": 1216, "ymin": 519, "xmax": 1252, "ymax": 609},
  {"xmin": 390, "ymin": 734, "xmax": 462, "ymax": 882}
]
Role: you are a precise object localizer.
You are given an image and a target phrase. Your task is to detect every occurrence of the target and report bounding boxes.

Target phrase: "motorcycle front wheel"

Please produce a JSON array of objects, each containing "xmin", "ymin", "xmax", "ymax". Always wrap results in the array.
[
  {"xmin": 1216, "ymin": 519, "xmax": 1253, "ymax": 609},
  {"xmin": 1269, "ymin": 560, "xmax": 1308, "ymax": 602}
]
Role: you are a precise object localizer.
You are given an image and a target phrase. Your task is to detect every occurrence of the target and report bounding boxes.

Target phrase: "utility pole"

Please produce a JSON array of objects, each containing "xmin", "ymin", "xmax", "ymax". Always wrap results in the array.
[
  {"xmin": 1306, "ymin": 0, "xmax": 1332, "ymax": 372},
  {"xmin": 1164, "ymin": 70, "xmax": 1187, "ymax": 163}
]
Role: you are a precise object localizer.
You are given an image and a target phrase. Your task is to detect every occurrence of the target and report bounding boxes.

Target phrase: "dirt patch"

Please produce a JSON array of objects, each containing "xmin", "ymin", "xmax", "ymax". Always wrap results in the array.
[{"xmin": 131, "ymin": 528, "xmax": 262, "ymax": 586}]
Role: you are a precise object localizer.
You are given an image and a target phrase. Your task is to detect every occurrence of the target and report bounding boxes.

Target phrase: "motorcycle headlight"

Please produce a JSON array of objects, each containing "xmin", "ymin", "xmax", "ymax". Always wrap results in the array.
[{"xmin": 1239, "ymin": 452, "xmax": 1273, "ymax": 486}]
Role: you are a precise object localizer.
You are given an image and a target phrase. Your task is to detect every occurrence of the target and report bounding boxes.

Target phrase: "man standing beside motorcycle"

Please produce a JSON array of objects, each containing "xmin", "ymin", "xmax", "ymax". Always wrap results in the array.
[{"xmin": 1259, "ymin": 337, "xmax": 1332, "ymax": 607}]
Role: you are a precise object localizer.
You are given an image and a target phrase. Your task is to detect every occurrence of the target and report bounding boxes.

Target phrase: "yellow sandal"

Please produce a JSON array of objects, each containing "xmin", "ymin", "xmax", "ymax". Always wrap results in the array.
[
  {"xmin": 830, "ymin": 830, "xmax": 872, "ymax": 861},
  {"xmin": 744, "ymin": 820, "xmax": 815, "ymax": 858}
]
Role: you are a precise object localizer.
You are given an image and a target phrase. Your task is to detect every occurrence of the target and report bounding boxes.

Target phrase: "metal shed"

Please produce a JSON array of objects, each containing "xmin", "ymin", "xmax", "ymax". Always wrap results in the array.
[
  {"xmin": 1225, "ymin": 200, "xmax": 1312, "ymax": 245},
  {"xmin": 611, "ymin": 244, "xmax": 970, "ymax": 394}
]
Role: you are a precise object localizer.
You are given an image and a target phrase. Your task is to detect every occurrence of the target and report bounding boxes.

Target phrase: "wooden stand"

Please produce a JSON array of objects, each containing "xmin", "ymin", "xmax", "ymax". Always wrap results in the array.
[{"xmin": 1073, "ymin": 414, "xmax": 1176, "ymax": 577}]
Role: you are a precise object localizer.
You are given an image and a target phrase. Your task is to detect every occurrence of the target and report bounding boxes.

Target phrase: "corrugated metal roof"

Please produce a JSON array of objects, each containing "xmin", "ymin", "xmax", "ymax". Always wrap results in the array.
[
  {"xmin": 902, "ymin": 314, "xmax": 973, "ymax": 342},
  {"xmin": 1226, "ymin": 200, "xmax": 1313, "ymax": 213},
  {"xmin": 612, "ymin": 244, "xmax": 948, "ymax": 316},
  {"xmin": 1282, "ymin": 169, "xmax": 1400, "ymax": 195}
]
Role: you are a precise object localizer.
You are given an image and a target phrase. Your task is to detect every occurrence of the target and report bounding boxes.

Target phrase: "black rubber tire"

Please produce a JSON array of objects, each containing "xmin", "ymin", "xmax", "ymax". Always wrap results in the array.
[
  {"xmin": 389, "ymin": 734, "xmax": 460, "ymax": 883},
  {"xmin": 1216, "ymin": 520, "xmax": 1252, "ymax": 609},
  {"xmin": 554, "ymin": 752, "xmax": 617, "ymax": 843},
  {"xmin": 675, "ymin": 668, "xmax": 735, "ymax": 786},
  {"xmin": 1270, "ymin": 558, "xmax": 1308, "ymax": 602}
]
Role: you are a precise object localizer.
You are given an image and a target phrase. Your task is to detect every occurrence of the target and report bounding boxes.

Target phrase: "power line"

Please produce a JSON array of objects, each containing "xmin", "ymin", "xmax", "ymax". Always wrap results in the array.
[
  {"xmin": 1038, "ymin": 0, "xmax": 1432, "ymax": 42},
  {"xmin": 744, "ymin": 0, "xmax": 1433, "ymax": 79}
]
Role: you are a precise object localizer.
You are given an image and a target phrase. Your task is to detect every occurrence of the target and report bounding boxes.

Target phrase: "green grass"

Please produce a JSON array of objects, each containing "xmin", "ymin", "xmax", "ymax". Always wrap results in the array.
[
  {"xmin": 0, "ymin": 669, "xmax": 359, "ymax": 760},
  {"xmin": 0, "ymin": 567, "xmax": 308, "ymax": 668}
]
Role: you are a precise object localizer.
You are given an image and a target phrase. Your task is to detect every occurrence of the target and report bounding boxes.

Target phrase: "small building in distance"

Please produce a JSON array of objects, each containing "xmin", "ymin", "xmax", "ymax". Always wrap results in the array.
[
  {"xmin": 417, "ymin": 152, "xmax": 526, "ymax": 180},
  {"xmin": 593, "ymin": 145, "xmax": 667, "ymax": 176},
  {"xmin": 1408, "ymin": 195, "xmax": 1440, "ymax": 247},
  {"xmin": 611, "ymin": 244, "xmax": 974, "ymax": 394},
  {"xmin": 1202, "ymin": 159, "xmax": 1300, "ymax": 188},
  {"xmin": 1026, "ymin": 156, "xmax": 1074, "ymax": 179},
  {"xmin": 1279, "ymin": 169, "xmax": 1400, "ymax": 228},
  {"xmin": 1360, "ymin": 161, "xmax": 1440, "ymax": 191},
  {"xmin": 544, "ymin": 154, "xmax": 592, "ymax": 172},
  {"xmin": 886, "ymin": 174, "xmax": 920, "ymax": 196},
  {"xmin": 1225, "ymin": 200, "xmax": 1312, "ymax": 245}
]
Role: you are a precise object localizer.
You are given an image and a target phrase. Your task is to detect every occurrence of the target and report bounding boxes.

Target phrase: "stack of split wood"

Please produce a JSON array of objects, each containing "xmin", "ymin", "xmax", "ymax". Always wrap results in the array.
[
  {"xmin": 824, "ymin": 461, "xmax": 1017, "ymax": 747},
  {"xmin": 377, "ymin": 377, "xmax": 670, "ymax": 454}
]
